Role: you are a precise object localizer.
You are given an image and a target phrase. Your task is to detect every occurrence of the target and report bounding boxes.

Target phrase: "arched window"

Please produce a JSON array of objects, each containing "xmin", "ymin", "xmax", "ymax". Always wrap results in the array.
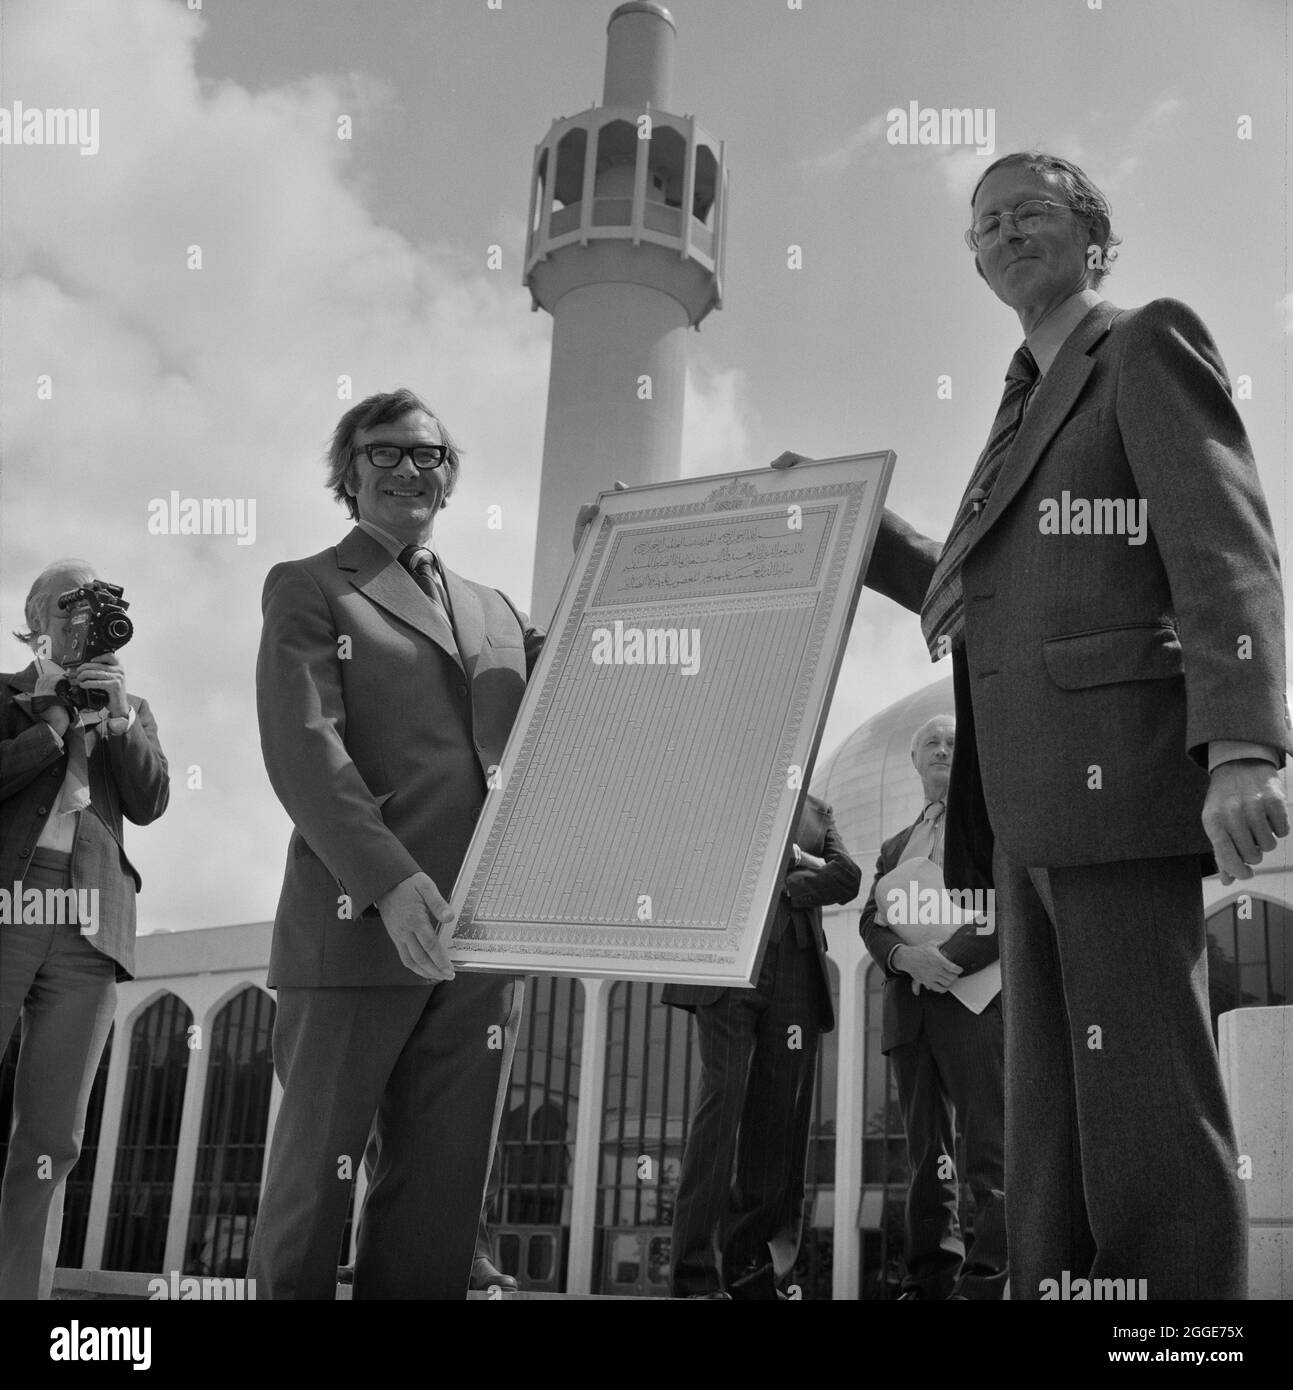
[
  {"xmin": 591, "ymin": 119, "xmax": 638, "ymax": 227},
  {"xmin": 1206, "ymin": 896, "xmax": 1291, "ymax": 1031},
  {"xmin": 531, "ymin": 148, "xmax": 548, "ymax": 236},
  {"xmin": 597, "ymin": 982, "xmax": 699, "ymax": 1295},
  {"xmin": 692, "ymin": 145, "xmax": 718, "ymax": 225},
  {"xmin": 184, "ymin": 987, "xmax": 275, "ymax": 1277},
  {"xmin": 549, "ymin": 127, "xmax": 588, "ymax": 237},
  {"xmin": 490, "ymin": 975, "xmax": 583, "ymax": 1292},
  {"xmin": 103, "ymin": 994, "xmax": 192, "ymax": 1272}
]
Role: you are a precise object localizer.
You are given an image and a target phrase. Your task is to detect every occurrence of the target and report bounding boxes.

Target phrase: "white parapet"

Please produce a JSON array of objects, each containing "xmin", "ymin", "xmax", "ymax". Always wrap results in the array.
[{"xmin": 1218, "ymin": 1005, "xmax": 1293, "ymax": 1300}]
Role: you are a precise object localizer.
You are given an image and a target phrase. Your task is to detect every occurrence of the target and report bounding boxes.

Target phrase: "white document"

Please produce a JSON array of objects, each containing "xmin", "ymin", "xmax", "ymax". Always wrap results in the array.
[{"xmin": 874, "ymin": 855, "xmax": 1001, "ymax": 1014}]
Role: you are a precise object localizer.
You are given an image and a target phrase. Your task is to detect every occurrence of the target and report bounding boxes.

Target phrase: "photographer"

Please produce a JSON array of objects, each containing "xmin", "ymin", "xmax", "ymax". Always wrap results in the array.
[{"xmin": 0, "ymin": 560, "xmax": 169, "ymax": 1299}]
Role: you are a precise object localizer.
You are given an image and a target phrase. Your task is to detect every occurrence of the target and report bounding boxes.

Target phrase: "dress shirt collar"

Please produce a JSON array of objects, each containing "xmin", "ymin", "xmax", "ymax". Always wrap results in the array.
[
  {"xmin": 356, "ymin": 518, "xmax": 434, "ymax": 561},
  {"xmin": 1026, "ymin": 288, "xmax": 1105, "ymax": 376}
]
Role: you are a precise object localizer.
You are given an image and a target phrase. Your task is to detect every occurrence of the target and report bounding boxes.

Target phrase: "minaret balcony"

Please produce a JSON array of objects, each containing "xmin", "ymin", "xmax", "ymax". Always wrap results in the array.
[{"xmin": 523, "ymin": 106, "xmax": 727, "ymax": 325}]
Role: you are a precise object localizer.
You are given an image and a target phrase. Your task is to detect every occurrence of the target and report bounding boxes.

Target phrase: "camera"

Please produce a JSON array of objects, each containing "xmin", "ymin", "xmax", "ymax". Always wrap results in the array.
[{"xmin": 56, "ymin": 581, "xmax": 133, "ymax": 710}]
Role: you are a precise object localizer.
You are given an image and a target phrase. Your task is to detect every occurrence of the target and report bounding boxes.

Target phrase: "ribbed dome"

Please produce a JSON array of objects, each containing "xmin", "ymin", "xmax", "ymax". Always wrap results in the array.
[{"xmin": 810, "ymin": 676, "xmax": 955, "ymax": 870}]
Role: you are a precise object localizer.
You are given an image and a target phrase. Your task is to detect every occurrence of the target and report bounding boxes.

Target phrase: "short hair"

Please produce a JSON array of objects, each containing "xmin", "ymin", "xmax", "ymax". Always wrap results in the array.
[
  {"xmin": 910, "ymin": 713, "xmax": 955, "ymax": 760},
  {"xmin": 325, "ymin": 388, "xmax": 462, "ymax": 520},
  {"xmin": 970, "ymin": 151, "xmax": 1121, "ymax": 286},
  {"xmin": 13, "ymin": 558, "xmax": 97, "ymax": 646}
]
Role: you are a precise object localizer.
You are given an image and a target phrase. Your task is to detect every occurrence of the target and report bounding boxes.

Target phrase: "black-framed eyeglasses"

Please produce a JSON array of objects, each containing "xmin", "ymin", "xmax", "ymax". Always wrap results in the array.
[
  {"xmin": 353, "ymin": 443, "xmax": 449, "ymax": 469},
  {"xmin": 965, "ymin": 199, "xmax": 1072, "ymax": 251}
]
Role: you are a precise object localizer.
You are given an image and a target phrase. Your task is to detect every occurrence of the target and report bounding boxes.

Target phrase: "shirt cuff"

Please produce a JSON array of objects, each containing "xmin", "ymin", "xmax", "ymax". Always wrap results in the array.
[{"xmin": 1208, "ymin": 740, "xmax": 1279, "ymax": 772}]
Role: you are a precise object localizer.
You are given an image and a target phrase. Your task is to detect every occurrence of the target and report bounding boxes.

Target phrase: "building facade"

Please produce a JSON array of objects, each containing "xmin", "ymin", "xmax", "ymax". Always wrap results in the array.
[{"xmin": 4, "ymin": 679, "xmax": 1288, "ymax": 1298}]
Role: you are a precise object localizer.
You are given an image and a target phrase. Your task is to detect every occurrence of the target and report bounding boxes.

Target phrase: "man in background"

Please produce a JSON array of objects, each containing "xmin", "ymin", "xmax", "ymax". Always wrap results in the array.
[
  {"xmin": 0, "ymin": 560, "xmax": 169, "ymax": 1298},
  {"xmin": 859, "ymin": 714, "xmax": 1005, "ymax": 1300},
  {"xmin": 665, "ymin": 793, "xmax": 859, "ymax": 1299}
]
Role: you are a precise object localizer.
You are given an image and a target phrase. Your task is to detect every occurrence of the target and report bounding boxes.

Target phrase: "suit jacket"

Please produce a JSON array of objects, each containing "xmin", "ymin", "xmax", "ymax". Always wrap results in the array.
[
  {"xmin": 865, "ymin": 299, "xmax": 1290, "ymax": 889},
  {"xmin": 661, "ymin": 795, "xmax": 860, "ymax": 1033},
  {"xmin": 858, "ymin": 816, "xmax": 1000, "ymax": 1053},
  {"xmin": 256, "ymin": 526, "xmax": 544, "ymax": 988},
  {"xmin": 0, "ymin": 667, "xmax": 170, "ymax": 979}
]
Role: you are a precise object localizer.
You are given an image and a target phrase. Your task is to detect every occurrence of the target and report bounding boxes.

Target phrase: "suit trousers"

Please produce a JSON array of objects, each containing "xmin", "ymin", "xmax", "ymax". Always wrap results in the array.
[
  {"xmin": 890, "ymin": 992, "xmax": 1007, "ymax": 1299},
  {"xmin": 670, "ymin": 936, "xmax": 826, "ymax": 1298},
  {"xmin": 249, "ymin": 972, "xmax": 521, "ymax": 1300},
  {"xmin": 994, "ymin": 843, "xmax": 1247, "ymax": 1299},
  {"xmin": 0, "ymin": 894, "xmax": 116, "ymax": 1300}
]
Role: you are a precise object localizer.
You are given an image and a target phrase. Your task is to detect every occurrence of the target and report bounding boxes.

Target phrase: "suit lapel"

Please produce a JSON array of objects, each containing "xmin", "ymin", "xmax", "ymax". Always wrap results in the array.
[
  {"xmin": 6, "ymin": 665, "xmax": 39, "ymax": 698},
  {"xmin": 969, "ymin": 301, "xmax": 1119, "ymax": 552},
  {"xmin": 5, "ymin": 664, "xmax": 43, "ymax": 729},
  {"xmin": 337, "ymin": 527, "xmax": 464, "ymax": 673},
  {"xmin": 888, "ymin": 821, "xmax": 918, "ymax": 871},
  {"xmin": 441, "ymin": 565, "xmax": 485, "ymax": 680}
]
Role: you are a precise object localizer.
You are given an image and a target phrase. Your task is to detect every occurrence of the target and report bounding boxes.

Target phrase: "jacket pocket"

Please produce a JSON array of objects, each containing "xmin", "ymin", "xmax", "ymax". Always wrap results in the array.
[{"xmin": 1042, "ymin": 623, "xmax": 1183, "ymax": 690}]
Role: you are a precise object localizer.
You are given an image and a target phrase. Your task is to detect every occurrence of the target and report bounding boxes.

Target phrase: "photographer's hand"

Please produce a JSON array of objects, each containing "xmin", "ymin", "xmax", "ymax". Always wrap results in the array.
[
  {"xmin": 573, "ymin": 481, "xmax": 629, "ymax": 552},
  {"xmin": 35, "ymin": 700, "xmax": 71, "ymax": 739},
  {"xmin": 71, "ymin": 653, "xmax": 129, "ymax": 718}
]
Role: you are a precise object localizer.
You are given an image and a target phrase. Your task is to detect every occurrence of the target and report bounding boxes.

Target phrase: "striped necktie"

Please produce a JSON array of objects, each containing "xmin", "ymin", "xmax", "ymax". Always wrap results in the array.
[
  {"xmin": 920, "ymin": 344, "xmax": 1038, "ymax": 658},
  {"xmin": 399, "ymin": 545, "xmax": 452, "ymax": 620}
]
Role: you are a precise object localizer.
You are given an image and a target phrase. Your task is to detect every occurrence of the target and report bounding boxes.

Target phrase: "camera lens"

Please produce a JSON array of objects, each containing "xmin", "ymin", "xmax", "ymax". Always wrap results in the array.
[{"xmin": 104, "ymin": 615, "xmax": 134, "ymax": 645}]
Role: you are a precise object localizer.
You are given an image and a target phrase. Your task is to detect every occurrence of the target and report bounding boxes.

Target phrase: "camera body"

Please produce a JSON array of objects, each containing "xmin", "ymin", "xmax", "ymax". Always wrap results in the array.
[{"xmin": 56, "ymin": 581, "xmax": 133, "ymax": 710}]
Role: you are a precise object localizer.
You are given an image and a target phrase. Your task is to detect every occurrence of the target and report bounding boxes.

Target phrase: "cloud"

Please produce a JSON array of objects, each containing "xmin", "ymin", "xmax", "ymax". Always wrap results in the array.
[
  {"xmin": 0, "ymin": 1, "xmax": 741, "ymax": 932},
  {"xmin": 801, "ymin": 113, "xmax": 887, "ymax": 174},
  {"xmin": 682, "ymin": 354, "xmax": 755, "ymax": 476}
]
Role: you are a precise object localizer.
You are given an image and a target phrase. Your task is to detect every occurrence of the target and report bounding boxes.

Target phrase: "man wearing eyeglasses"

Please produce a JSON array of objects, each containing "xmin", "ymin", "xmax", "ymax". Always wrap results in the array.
[
  {"xmin": 777, "ymin": 152, "xmax": 1289, "ymax": 1299},
  {"xmin": 249, "ymin": 388, "xmax": 543, "ymax": 1299}
]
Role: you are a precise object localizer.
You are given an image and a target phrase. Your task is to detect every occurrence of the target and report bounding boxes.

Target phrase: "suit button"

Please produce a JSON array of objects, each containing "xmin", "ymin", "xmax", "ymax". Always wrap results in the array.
[
  {"xmin": 18, "ymin": 848, "xmax": 30, "ymax": 859},
  {"xmin": 36, "ymin": 806, "xmax": 48, "ymax": 816},
  {"xmin": 470, "ymin": 808, "xmax": 480, "ymax": 822},
  {"xmin": 458, "ymin": 684, "xmax": 468, "ymax": 698}
]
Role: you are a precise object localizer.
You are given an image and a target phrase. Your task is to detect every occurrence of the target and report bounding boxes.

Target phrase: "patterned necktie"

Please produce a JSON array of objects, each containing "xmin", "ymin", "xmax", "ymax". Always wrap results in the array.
[
  {"xmin": 902, "ymin": 799, "xmax": 946, "ymax": 869},
  {"xmin": 399, "ymin": 545, "xmax": 451, "ymax": 620},
  {"xmin": 920, "ymin": 344, "xmax": 1038, "ymax": 658}
]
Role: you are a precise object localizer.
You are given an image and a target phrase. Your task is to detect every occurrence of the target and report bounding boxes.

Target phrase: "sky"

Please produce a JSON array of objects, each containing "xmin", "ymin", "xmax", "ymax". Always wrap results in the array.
[{"xmin": 1, "ymin": 0, "xmax": 1288, "ymax": 933}]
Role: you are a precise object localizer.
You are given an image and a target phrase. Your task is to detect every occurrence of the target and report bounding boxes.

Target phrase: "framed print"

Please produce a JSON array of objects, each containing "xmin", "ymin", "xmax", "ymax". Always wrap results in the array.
[{"xmin": 445, "ymin": 451, "xmax": 893, "ymax": 982}]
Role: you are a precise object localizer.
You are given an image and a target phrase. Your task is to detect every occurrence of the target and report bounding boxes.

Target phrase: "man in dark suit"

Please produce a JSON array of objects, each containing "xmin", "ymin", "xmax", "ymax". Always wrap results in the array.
[
  {"xmin": 859, "ymin": 714, "xmax": 1005, "ymax": 1301},
  {"xmin": 779, "ymin": 152, "xmax": 1289, "ymax": 1299},
  {"xmin": 0, "ymin": 560, "xmax": 169, "ymax": 1298},
  {"xmin": 665, "ymin": 794, "xmax": 860, "ymax": 1299},
  {"xmin": 249, "ymin": 389, "xmax": 544, "ymax": 1299}
]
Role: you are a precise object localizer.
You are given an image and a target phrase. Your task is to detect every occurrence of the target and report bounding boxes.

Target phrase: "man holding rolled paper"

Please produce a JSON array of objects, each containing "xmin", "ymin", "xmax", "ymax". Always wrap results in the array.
[{"xmin": 859, "ymin": 714, "xmax": 1006, "ymax": 1301}]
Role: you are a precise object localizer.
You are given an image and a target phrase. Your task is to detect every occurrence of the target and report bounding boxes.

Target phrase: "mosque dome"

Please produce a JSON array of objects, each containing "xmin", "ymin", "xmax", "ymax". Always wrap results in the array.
[{"xmin": 811, "ymin": 676, "xmax": 955, "ymax": 868}]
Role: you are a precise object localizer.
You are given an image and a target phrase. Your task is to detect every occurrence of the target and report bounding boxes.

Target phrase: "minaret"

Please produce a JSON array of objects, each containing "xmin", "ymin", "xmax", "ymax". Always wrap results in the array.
[{"xmin": 524, "ymin": 1, "xmax": 727, "ymax": 623}]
